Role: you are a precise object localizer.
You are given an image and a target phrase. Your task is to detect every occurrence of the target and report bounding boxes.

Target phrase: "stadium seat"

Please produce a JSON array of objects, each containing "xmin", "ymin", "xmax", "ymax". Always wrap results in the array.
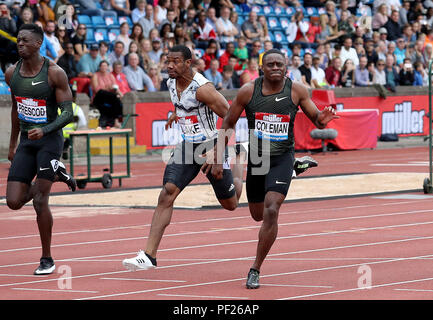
[
  {"xmin": 92, "ymin": 16, "xmax": 107, "ymax": 28},
  {"xmin": 108, "ymin": 28, "xmax": 120, "ymax": 42},
  {"xmin": 356, "ymin": 6, "xmax": 372, "ymax": 16},
  {"xmin": 273, "ymin": 31, "xmax": 288, "ymax": 45},
  {"xmin": 268, "ymin": 16, "xmax": 282, "ymax": 31},
  {"xmin": 318, "ymin": 7, "xmax": 326, "ymax": 15},
  {"xmin": 194, "ymin": 48, "xmax": 204, "ymax": 58},
  {"xmin": 263, "ymin": 6, "xmax": 274, "ymax": 15},
  {"xmin": 273, "ymin": 6, "xmax": 285, "ymax": 16},
  {"xmin": 279, "ymin": 17, "xmax": 290, "ymax": 29},
  {"xmin": 251, "ymin": 5, "xmax": 263, "ymax": 15},
  {"xmin": 285, "ymin": 7, "xmax": 296, "ymax": 16},
  {"xmin": 77, "ymin": 15, "xmax": 92, "ymax": 26},
  {"xmin": 0, "ymin": 81, "xmax": 10, "ymax": 94},
  {"xmin": 0, "ymin": 67, "xmax": 5, "ymax": 81},
  {"xmin": 95, "ymin": 29, "xmax": 109, "ymax": 42},
  {"xmin": 237, "ymin": 15, "xmax": 244, "ymax": 25},
  {"xmin": 118, "ymin": 16, "xmax": 133, "ymax": 27},
  {"xmin": 305, "ymin": 7, "xmax": 318, "ymax": 17},
  {"xmin": 280, "ymin": 47, "xmax": 292, "ymax": 58},
  {"xmin": 105, "ymin": 16, "xmax": 119, "ymax": 28},
  {"xmin": 86, "ymin": 28, "xmax": 95, "ymax": 44}
]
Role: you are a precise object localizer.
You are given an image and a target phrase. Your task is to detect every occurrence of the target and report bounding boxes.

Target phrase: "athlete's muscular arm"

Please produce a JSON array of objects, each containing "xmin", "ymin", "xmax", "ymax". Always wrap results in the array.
[
  {"xmin": 195, "ymin": 83, "xmax": 230, "ymax": 119},
  {"xmin": 202, "ymin": 83, "xmax": 254, "ymax": 179},
  {"xmin": 5, "ymin": 64, "xmax": 19, "ymax": 161},
  {"xmin": 29, "ymin": 64, "xmax": 74, "ymax": 139},
  {"xmin": 292, "ymin": 82, "xmax": 339, "ymax": 129}
]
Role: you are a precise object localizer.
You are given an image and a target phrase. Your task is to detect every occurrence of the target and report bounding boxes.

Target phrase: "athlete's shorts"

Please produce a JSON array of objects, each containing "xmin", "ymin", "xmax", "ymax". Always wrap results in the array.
[
  {"xmin": 163, "ymin": 139, "xmax": 236, "ymax": 200},
  {"xmin": 246, "ymin": 150, "xmax": 295, "ymax": 203},
  {"xmin": 8, "ymin": 130, "xmax": 63, "ymax": 185}
]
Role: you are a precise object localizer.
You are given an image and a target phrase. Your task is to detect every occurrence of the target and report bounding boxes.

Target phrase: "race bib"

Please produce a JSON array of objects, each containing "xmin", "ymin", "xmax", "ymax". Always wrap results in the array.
[
  {"xmin": 254, "ymin": 112, "xmax": 290, "ymax": 141},
  {"xmin": 178, "ymin": 115, "xmax": 206, "ymax": 142},
  {"xmin": 16, "ymin": 96, "xmax": 47, "ymax": 123}
]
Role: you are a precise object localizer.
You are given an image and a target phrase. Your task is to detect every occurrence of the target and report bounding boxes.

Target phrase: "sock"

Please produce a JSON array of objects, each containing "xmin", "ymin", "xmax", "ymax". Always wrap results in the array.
[{"xmin": 145, "ymin": 252, "xmax": 157, "ymax": 266}]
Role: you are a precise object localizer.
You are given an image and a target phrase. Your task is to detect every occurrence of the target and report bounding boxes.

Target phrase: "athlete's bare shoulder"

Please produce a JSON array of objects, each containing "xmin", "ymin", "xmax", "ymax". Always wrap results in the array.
[
  {"xmin": 4, "ymin": 62, "xmax": 18, "ymax": 86},
  {"xmin": 290, "ymin": 80, "xmax": 309, "ymax": 106},
  {"xmin": 47, "ymin": 60, "xmax": 69, "ymax": 87},
  {"xmin": 234, "ymin": 80, "xmax": 255, "ymax": 106}
]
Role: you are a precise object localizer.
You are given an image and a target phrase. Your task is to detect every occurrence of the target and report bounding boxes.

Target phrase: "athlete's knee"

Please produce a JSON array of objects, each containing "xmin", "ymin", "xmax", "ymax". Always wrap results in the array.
[
  {"xmin": 32, "ymin": 192, "xmax": 49, "ymax": 213},
  {"xmin": 263, "ymin": 205, "xmax": 279, "ymax": 224},
  {"xmin": 158, "ymin": 183, "xmax": 178, "ymax": 207},
  {"xmin": 221, "ymin": 199, "xmax": 237, "ymax": 211},
  {"xmin": 6, "ymin": 198, "xmax": 24, "ymax": 210}
]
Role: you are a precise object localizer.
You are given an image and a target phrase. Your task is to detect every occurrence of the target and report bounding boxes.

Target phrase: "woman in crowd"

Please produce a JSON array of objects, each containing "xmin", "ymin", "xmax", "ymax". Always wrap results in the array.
[
  {"xmin": 130, "ymin": 23, "xmax": 145, "ymax": 44},
  {"xmin": 339, "ymin": 59, "xmax": 356, "ymax": 88},
  {"xmin": 240, "ymin": 58, "xmax": 259, "ymax": 86},
  {"xmin": 124, "ymin": 40, "xmax": 145, "ymax": 69},
  {"xmin": 116, "ymin": 22, "xmax": 132, "ymax": 55}
]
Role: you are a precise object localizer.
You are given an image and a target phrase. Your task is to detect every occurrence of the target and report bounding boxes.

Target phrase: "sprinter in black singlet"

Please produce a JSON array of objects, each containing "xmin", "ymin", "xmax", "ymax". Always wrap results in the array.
[
  {"xmin": 202, "ymin": 49, "xmax": 339, "ymax": 289},
  {"xmin": 5, "ymin": 24, "xmax": 77, "ymax": 275}
]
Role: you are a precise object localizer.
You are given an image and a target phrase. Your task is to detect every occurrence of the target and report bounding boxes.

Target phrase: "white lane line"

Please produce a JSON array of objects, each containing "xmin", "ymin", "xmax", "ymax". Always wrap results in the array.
[
  {"xmin": 394, "ymin": 288, "xmax": 433, "ymax": 293},
  {"xmin": 100, "ymin": 277, "xmax": 186, "ymax": 283},
  {"xmin": 0, "ymin": 199, "xmax": 427, "ymax": 241},
  {"xmin": 260, "ymin": 284, "xmax": 333, "ymax": 288},
  {"xmin": 157, "ymin": 293, "xmax": 249, "ymax": 299},
  {"xmin": 2, "ymin": 207, "xmax": 433, "ymax": 254},
  {"xmin": 12, "ymin": 288, "xmax": 98, "ymax": 293},
  {"xmin": 278, "ymin": 277, "xmax": 433, "ymax": 300}
]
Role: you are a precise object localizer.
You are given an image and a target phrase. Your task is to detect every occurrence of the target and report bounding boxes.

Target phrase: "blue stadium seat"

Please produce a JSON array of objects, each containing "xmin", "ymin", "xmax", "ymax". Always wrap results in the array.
[
  {"xmin": 237, "ymin": 15, "xmax": 244, "ymax": 25},
  {"xmin": 273, "ymin": 31, "xmax": 288, "ymax": 45},
  {"xmin": 92, "ymin": 16, "xmax": 107, "ymax": 28},
  {"xmin": 318, "ymin": 7, "xmax": 326, "ymax": 15},
  {"xmin": 95, "ymin": 29, "xmax": 109, "ymax": 42},
  {"xmin": 108, "ymin": 28, "xmax": 120, "ymax": 42},
  {"xmin": 194, "ymin": 48, "xmax": 205, "ymax": 58},
  {"xmin": 251, "ymin": 5, "xmax": 264, "ymax": 15},
  {"xmin": 285, "ymin": 7, "xmax": 296, "ymax": 16},
  {"xmin": 268, "ymin": 16, "xmax": 282, "ymax": 31},
  {"xmin": 305, "ymin": 7, "xmax": 318, "ymax": 17},
  {"xmin": 273, "ymin": 6, "xmax": 285, "ymax": 16},
  {"xmin": 0, "ymin": 67, "xmax": 5, "ymax": 81},
  {"xmin": 77, "ymin": 15, "xmax": 92, "ymax": 26},
  {"xmin": 263, "ymin": 6, "xmax": 274, "ymax": 16},
  {"xmin": 105, "ymin": 16, "xmax": 119, "ymax": 28},
  {"xmin": 118, "ymin": 16, "xmax": 133, "ymax": 27},
  {"xmin": 280, "ymin": 47, "xmax": 292, "ymax": 58},
  {"xmin": 0, "ymin": 81, "xmax": 10, "ymax": 94},
  {"xmin": 86, "ymin": 28, "xmax": 95, "ymax": 44},
  {"xmin": 279, "ymin": 17, "xmax": 290, "ymax": 29},
  {"xmin": 356, "ymin": 6, "xmax": 372, "ymax": 17}
]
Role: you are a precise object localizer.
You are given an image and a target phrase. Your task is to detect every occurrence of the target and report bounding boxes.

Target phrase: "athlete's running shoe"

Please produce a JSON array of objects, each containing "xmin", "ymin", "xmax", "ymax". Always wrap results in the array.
[
  {"xmin": 56, "ymin": 161, "xmax": 77, "ymax": 192},
  {"xmin": 246, "ymin": 268, "xmax": 260, "ymax": 289},
  {"xmin": 122, "ymin": 250, "xmax": 157, "ymax": 271},
  {"xmin": 34, "ymin": 257, "xmax": 55, "ymax": 275},
  {"xmin": 293, "ymin": 156, "xmax": 318, "ymax": 176}
]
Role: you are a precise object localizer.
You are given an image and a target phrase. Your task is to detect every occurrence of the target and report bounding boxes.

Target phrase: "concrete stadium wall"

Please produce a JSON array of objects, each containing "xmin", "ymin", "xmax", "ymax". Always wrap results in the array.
[{"xmin": 0, "ymin": 86, "xmax": 429, "ymax": 158}]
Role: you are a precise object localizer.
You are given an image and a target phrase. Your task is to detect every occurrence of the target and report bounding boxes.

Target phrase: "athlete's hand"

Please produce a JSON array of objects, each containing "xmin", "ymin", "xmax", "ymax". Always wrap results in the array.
[
  {"xmin": 7, "ymin": 145, "xmax": 16, "ymax": 162},
  {"xmin": 317, "ymin": 106, "xmax": 339, "ymax": 127},
  {"xmin": 165, "ymin": 113, "xmax": 178, "ymax": 130},
  {"xmin": 200, "ymin": 148, "xmax": 224, "ymax": 180},
  {"xmin": 27, "ymin": 128, "xmax": 44, "ymax": 140}
]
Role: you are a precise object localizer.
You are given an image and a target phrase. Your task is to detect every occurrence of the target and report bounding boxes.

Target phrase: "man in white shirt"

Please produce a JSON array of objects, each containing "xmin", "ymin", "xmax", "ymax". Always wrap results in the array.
[
  {"xmin": 131, "ymin": 0, "xmax": 146, "ymax": 23},
  {"xmin": 215, "ymin": 6, "xmax": 238, "ymax": 47},
  {"xmin": 311, "ymin": 56, "xmax": 328, "ymax": 88},
  {"xmin": 44, "ymin": 20, "xmax": 63, "ymax": 61},
  {"xmin": 138, "ymin": 3, "xmax": 155, "ymax": 38},
  {"xmin": 339, "ymin": 36, "xmax": 359, "ymax": 66},
  {"xmin": 123, "ymin": 53, "xmax": 156, "ymax": 92}
]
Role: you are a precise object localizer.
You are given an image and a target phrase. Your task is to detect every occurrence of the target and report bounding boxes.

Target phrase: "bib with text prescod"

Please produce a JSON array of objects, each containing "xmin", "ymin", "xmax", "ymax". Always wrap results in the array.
[
  {"xmin": 178, "ymin": 115, "xmax": 206, "ymax": 143},
  {"xmin": 16, "ymin": 96, "xmax": 48, "ymax": 124},
  {"xmin": 254, "ymin": 112, "xmax": 290, "ymax": 141}
]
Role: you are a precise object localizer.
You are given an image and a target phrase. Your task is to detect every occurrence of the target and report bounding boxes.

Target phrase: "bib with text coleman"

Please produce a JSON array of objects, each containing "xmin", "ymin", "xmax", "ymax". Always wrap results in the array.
[
  {"xmin": 178, "ymin": 115, "xmax": 206, "ymax": 143},
  {"xmin": 254, "ymin": 112, "xmax": 290, "ymax": 141},
  {"xmin": 16, "ymin": 96, "xmax": 48, "ymax": 124}
]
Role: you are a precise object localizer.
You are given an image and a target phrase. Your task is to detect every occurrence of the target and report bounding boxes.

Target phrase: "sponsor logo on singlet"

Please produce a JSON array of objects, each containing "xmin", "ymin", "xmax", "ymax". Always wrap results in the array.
[
  {"xmin": 178, "ymin": 115, "xmax": 206, "ymax": 142},
  {"xmin": 254, "ymin": 112, "xmax": 290, "ymax": 141},
  {"xmin": 16, "ymin": 96, "xmax": 47, "ymax": 123}
]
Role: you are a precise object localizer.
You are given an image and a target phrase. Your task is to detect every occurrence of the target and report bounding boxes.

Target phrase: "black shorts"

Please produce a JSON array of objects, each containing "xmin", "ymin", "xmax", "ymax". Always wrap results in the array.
[
  {"xmin": 163, "ymin": 140, "xmax": 236, "ymax": 200},
  {"xmin": 246, "ymin": 150, "xmax": 294, "ymax": 203},
  {"xmin": 8, "ymin": 130, "xmax": 63, "ymax": 185}
]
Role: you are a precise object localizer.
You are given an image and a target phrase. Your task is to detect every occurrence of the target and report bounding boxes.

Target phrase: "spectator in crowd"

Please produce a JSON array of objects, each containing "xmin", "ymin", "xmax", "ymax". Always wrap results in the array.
[
  {"xmin": 372, "ymin": 3, "xmax": 388, "ymax": 30},
  {"xmin": 319, "ymin": 13, "xmax": 345, "ymax": 44},
  {"xmin": 112, "ymin": 60, "xmax": 131, "ymax": 95},
  {"xmin": 374, "ymin": 59, "xmax": 387, "ymax": 85},
  {"xmin": 221, "ymin": 64, "xmax": 234, "ymax": 89},
  {"xmin": 75, "ymin": 0, "xmax": 117, "ymax": 18},
  {"xmin": 124, "ymin": 52, "xmax": 156, "ymax": 92},
  {"xmin": 399, "ymin": 1, "xmax": 410, "ymax": 27},
  {"xmin": 411, "ymin": 39, "xmax": 426, "ymax": 66},
  {"xmin": 394, "ymin": 38, "xmax": 407, "ymax": 67},
  {"xmin": 336, "ymin": 0, "xmax": 350, "ymax": 20},
  {"xmin": 0, "ymin": 2, "xmax": 17, "ymax": 59},
  {"xmin": 184, "ymin": 7, "xmax": 197, "ymax": 39},
  {"xmin": 216, "ymin": 6, "xmax": 238, "ymax": 48},
  {"xmin": 251, "ymin": 40, "xmax": 263, "ymax": 62},
  {"xmin": 16, "ymin": 6, "xmax": 34, "ymax": 31},
  {"xmin": 399, "ymin": 57, "xmax": 415, "ymax": 85},
  {"xmin": 304, "ymin": 16, "xmax": 321, "ymax": 49},
  {"xmin": 91, "ymin": 60, "xmax": 124, "ymax": 128},
  {"xmin": 192, "ymin": 57, "xmax": 206, "ymax": 76},
  {"xmin": 354, "ymin": 37, "xmax": 365, "ymax": 57},
  {"xmin": 55, "ymin": 25, "xmax": 69, "ymax": 50},
  {"xmin": 99, "ymin": 41, "xmax": 110, "ymax": 62},
  {"xmin": 130, "ymin": 23, "xmax": 145, "ymax": 44},
  {"xmin": 159, "ymin": 8, "xmax": 177, "ymax": 32},
  {"xmin": 365, "ymin": 38, "xmax": 378, "ymax": 65},
  {"xmin": 149, "ymin": 37, "xmax": 163, "ymax": 64},
  {"xmin": 424, "ymin": 43, "xmax": 433, "ymax": 64},
  {"xmin": 387, "ymin": 40, "xmax": 396, "ymax": 60},
  {"xmin": 108, "ymin": 41, "xmax": 126, "ymax": 67},
  {"xmin": 229, "ymin": 9, "xmax": 241, "ymax": 40},
  {"xmin": 402, "ymin": 24, "xmax": 416, "ymax": 44},
  {"xmin": 287, "ymin": 54, "xmax": 302, "ymax": 82},
  {"xmin": 338, "ymin": 10, "xmax": 355, "ymax": 39},
  {"xmin": 227, "ymin": 55, "xmax": 241, "ymax": 88},
  {"xmin": 240, "ymin": 57, "xmax": 259, "ymax": 86},
  {"xmin": 299, "ymin": 52, "xmax": 313, "ymax": 88},
  {"xmin": 340, "ymin": 36, "xmax": 359, "ymax": 66},
  {"xmin": 58, "ymin": 3, "xmax": 78, "ymax": 38},
  {"xmin": 315, "ymin": 43, "xmax": 329, "ymax": 70},
  {"xmin": 339, "ymin": 58, "xmax": 355, "ymax": 88},
  {"xmin": 204, "ymin": 58, "xmax": 223, "ymax": 89},
  {"xmin": 378, "ymin": 27, "xmax": 389, "ymax": 46},
  {"xmin": 71, "ymin": 23, "xmax": 88, "ymax": 61},
  {"xmin": 44, "ymin": 20, "xmax": 63, "ymax": 59},
  {"xmin": 78, "ymin": 43, "xmax": 102, "ymax": 79},
  {"xmin": 193, "ymin": 9, "xmax": 217, "ymax": 49},
  {"xmin": 218, "ymin": 41, "xmax": 235, "ymax": 73},
  {"xmin": 138, "ymin": 4, "xmax": 155, "ymax": 38},
  {"xmin": 258, "ymin": 15, "xmax": 271, "ymax": 43},
  {"xmin": 124, "ymin": 40, "xmax": 145, "ymax": 69},
  {"xmin": 241, "ymin": 10, "xmax": 264, "ymax": 44},
  {"xmin": 174, "ymin": 23, "xmax": 191, "ymax": 45},
  {"xmin": 234, "ymin": 36, "xmax": 248, "ymax": 62},
  {"xmin": 147, "ymin": 62, "xmax": 163, "ymax": 91},
  {"xmin": 202, "ymin": 39, "xmax": 218, "ymax": 70},
  {"xmin": 325, "ymin": 57, "xmax": 342, "ymax": 87},
  {"xmin": 154, "ymin": 0, "xmax": 170, "ymax": 27},
  {"xmin": 108, "ymin": 0, "xmax": 131, "ymax": 17},
  {"xmin": 38, "ymin": 0, "xmax": 55, "ymax": 29},
  {"xmin": 384, "ymin": 10, "xmax": 403, "ymax": 41},
  {"xmin": 384, "ymin": 53, "xmax": 399, "ymax": 92},
  {"xmin": 376, "ymin": 40, "xmax": 387, "ymax": 61},
  {"xmin": 355, "ymin": 55, "xmax": 372, "ymax": 86},
  {"xmin": 57, "ymin": 42, "xmax": 79, "ymax": 80},
  {"xmin": 286, "ymin": 10, "xmax": 310, "ymax": 47},
  {"xmin": 205, "ymin": 7, "xmax": 218, "ymax": 31},
  {"xmin": 116, "ymin": 22, "xmax": 132, "ymax": 55},
  {"xmin": 139, "ymin": 38, "xmax": 152, "ymax": 69},
  {"xmin": 413, "ymin": 61, "xmax": 429, "ymax": 86},
  {"xmin": 311, "ymin": 55, "xmax": 328, "ymax": 88},
  {"xmin": 132, "ymin": 0, "xmax": 146, "ymax": 23}
]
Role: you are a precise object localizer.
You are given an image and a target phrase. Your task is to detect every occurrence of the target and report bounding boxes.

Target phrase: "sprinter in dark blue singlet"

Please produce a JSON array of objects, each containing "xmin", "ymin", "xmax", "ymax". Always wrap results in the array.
[
  {"xmin": 203, "ymin": 49, "xmax": 339, "ymax": 289},
  {"xmin": 5, "ymin": 24, "xmax": 76, "ymax": 275}
]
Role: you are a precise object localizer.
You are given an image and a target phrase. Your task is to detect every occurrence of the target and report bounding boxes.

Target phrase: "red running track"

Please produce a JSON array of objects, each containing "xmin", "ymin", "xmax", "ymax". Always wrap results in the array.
[{"xmin": 1, "ymin": 146, "xmax": 433, "ymax": 300}]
